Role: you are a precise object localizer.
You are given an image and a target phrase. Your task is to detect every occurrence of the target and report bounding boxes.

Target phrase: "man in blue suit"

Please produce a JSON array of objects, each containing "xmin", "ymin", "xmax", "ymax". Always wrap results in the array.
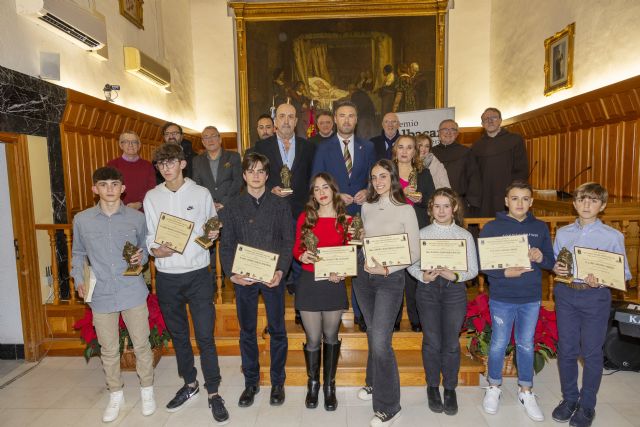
[{"xmin": 311, "ymin": 101, "xmax": 375, "ymax": 331}]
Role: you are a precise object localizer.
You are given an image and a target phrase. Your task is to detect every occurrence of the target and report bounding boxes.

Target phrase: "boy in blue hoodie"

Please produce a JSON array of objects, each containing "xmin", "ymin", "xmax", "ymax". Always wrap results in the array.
[{"xmin": 479, "ymin": 181, "xmax": 555, "ymax": 422}]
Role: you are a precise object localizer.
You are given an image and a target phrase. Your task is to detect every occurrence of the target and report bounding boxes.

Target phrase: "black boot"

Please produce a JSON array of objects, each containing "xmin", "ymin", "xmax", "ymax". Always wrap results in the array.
[
  {"xmin": 303, "ymin": 344, "xmax": 321, "ymax": 409},
  {"xmin": 427, "ymin": 386, "xmax": 444, "ymax": 413},
  {"xmin": 443, "ymin": 389, "xmax": 458, "ymax": 415},
  {"xmin": 322, "ymin": 340, "xmax": 341, "ymax": 411}
]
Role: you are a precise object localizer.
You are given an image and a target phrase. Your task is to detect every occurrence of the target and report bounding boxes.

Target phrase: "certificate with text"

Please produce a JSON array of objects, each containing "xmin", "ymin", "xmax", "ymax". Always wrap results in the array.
[
  {"xmin": 575, "ymin": 246, "xmax": 626, "ymax": 291},
  {"xmin": 420, "ymin": 239, "xmax": 468, "ymax": 271},
  {"xmin": 478, "ymin": 234, "xmax": 531, "ymax": 270},
  {"xmin": 363, "ymin": 233, "xmax": 411, "ymax": 268},
  {"xmin": 232, "ymin": 244, "xmax": 279, "ymax": 283},
  {"xmin": 154, "ymin": 212, "xmax": 195, "ymax": 254},
  {"xmin": 314, "ymin": 245, "xmax": 358, "ymax": 281}
]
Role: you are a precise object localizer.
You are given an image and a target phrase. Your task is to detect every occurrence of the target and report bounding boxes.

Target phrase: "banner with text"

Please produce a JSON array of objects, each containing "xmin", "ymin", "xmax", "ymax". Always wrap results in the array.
[{"xmin": 395, "ymin": 107, "xmax": 455, "ymax": 146}]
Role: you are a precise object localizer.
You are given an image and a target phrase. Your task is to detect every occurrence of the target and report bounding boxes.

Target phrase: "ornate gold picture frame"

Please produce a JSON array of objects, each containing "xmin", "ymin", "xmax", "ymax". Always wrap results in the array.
[
  {"xmin": 119, "ymin": 0, "xmax": 144, "ymax": 30},
  {"xmin": 229, "ymin": 0, "xmax": 449, "ymax": 150},
  {"xmin": 544, "ymin": 22, "xmax": 575, "ymax": 96}
]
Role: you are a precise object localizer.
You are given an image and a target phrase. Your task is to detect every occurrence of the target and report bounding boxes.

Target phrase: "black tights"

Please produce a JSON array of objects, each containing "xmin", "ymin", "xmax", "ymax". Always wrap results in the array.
[{"xmin": 300, "ymin": 310, "xmax": 343, "ymax": 351}]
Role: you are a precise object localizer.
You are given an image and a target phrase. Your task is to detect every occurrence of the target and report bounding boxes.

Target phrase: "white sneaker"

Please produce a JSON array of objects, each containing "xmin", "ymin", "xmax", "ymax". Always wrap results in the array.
[
  {"xmin": 482, "ymin": 386, "xmax": 501, "ymax": 415},
  {"xmin": 519, "ymin": 390, "xmax": 544, "ymax": 421},
  {"xmin": 103, "ymin": 390, "xmax": 124, "ymax": 423},
  {"xmin": 370, "ymin": 410, "xmax": 401, "ymax": 426},
  {"xmin": 141, "ymin": 386, "xmax": 157, "ymax": 416},
  {"xmin": 358, "ymin": 385, "xmax": 373, "ymax": 401}
]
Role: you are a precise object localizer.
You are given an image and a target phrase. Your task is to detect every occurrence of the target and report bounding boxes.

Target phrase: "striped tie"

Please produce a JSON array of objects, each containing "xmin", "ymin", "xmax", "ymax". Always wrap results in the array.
[{"xmin": 343, "ymin": 139, "xmax": 352, "ymax": 177}]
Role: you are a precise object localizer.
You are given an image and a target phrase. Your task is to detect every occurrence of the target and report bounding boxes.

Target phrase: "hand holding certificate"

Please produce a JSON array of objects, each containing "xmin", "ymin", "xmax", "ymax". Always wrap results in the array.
[
  {"xmin": 363, "ymin": 233, "xmax": 411, "ymax": 268},
  {"xmin": 420, "ymin": 239, "xmax": 468, "ymax": 271},
  {"xmin": 232, "ymin": 244, "xmax": 280, "ymax": 284},
  {"xmin": 314, "ymin": 245, "xmax": 357, "ymax": 281},
  {"xmin": 154, "ymin": 212, "xmax": 195, "ymax": 254},
  {"xmin": 478, "ymin": 234, "xmax": 531, "ymax": 270},
  {"xmin": 574, "ymin": 246, "xmax": 626, "ymax": 291}
]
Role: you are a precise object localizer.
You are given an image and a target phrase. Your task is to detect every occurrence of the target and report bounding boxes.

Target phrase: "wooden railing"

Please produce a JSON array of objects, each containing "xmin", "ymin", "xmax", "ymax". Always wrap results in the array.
[
  {"xmin": 34, "ymin": 224, "xmax": 225, "ymax": 305},
  {"xmin": 36, "ymin": 214, "xmax": 639, "ymax": 306}
]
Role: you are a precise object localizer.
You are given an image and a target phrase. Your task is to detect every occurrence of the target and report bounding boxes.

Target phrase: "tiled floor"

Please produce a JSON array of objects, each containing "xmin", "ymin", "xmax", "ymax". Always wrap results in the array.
[{"xmin": 0, "ymin": 356, "xmax": 639, "ymax": 426}]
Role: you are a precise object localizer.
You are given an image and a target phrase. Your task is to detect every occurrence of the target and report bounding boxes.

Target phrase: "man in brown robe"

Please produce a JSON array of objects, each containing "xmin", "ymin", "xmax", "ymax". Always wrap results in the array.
[
  {"xmin": 471, "ymin": 108, "xmax": 529, "ymax": 217},
  {"xmin": 432, "ymin": 119, "xmax": 482, "ymax": 216}
]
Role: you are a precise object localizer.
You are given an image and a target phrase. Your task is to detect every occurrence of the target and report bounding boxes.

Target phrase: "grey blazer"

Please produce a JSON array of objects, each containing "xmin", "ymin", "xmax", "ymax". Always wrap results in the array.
[{"xmin": 192, "ymin": 150, "xmax": 243, "ymax": 206}]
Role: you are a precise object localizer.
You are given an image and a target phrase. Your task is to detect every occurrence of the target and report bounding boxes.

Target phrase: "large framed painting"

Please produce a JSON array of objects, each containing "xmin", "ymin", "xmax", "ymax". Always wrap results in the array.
[
  {"xmin": 229, "ymin": 0, "xmax": 449, "ymax": 149},
  {"xmin": 544, "ymin": 23, "xmax": 575, "ymax": 96}
]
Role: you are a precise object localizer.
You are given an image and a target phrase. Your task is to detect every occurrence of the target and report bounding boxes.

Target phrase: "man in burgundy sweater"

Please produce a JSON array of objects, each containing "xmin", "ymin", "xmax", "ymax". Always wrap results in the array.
[{"xmin": 107, "ymin": 130, "xmax": 156, "ymax": 211}]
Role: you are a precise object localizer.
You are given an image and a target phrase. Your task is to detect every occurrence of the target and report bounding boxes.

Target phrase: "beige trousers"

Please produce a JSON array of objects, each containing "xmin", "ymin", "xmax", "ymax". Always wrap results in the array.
[{"xmin": 93, "ymin": 303, "xmax": 154, "ymax": 391}]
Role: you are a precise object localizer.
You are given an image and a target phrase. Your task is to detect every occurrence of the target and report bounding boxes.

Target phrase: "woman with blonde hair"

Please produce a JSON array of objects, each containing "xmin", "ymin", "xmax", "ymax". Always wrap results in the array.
[{"xmin": 416, "ymin": 134, "xmax": 450, "ymax": 190}]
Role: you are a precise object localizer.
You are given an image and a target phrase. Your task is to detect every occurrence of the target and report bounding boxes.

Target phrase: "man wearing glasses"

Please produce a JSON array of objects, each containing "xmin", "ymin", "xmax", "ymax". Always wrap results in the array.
[
  {"xmin": 431, "ymin": 120, "xmax": 482, "ymax": 217},
  {"xmin": 219, "ymin": 152, "xmax": 294, "ymax": 408},
  {"xmin": 107, "ymin": 130, "xmax": 156, "ymax": 211},
  {"xmin": 161, "ymin": 122, "xmax": 196, "ymax": 179},
  {"xmin": 143, "ymin": 143, "xmax": 230, "ymax": 425},
  {"xmin": 370, "ymin": 112, "xmax": 401, "ymax": 160},
  {"xmin": 471, "ymin": 108, "xmax": 529, "ymax": 217}
]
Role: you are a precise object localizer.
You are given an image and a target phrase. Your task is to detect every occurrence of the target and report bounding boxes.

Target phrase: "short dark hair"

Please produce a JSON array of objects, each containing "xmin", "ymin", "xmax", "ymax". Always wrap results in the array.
[
  {"xmin": 257, "ymin": 113, "xmax": 273, "ymax": 124},
  {"xmin": 334, "ymin": 100, "xmax": 358, "ymax": 116},
  {"xmin": 315, "ymin": 109, "xmax": 333, "ymax": 121},
  {"xmin": 505, "ymin": 180, "xmax": 532, "ymax": 196},
  {"xmin": 242, "ymin": 151, "xmax": 270, "ymax": 174},
  {"xmin": 482, "ymin": 107, "xmax": 502, "ymax": 119},
  {"xmin": 383, "ymin": 64, "xmax": 393, "ymax": 74},
  {"xmin": 161, "ymin": 122, "xmax": 183, "ymax": 135},
  {"xmin": 574, "ymin": 182, "xmax": 608, "ymax": 203},
  {"xmin": 153, "ymin": 143, "xmax": 185, "ymax": 163},
  {"xmin": 92, "ymin": 166, "xmax": 123, "ymax": 184}
]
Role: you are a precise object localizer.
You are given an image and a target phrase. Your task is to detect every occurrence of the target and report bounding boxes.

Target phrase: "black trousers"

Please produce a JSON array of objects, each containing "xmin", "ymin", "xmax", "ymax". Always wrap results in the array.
[{"xmin": 156, "ymin": 266, "xmax": 221, "ymax": 394}]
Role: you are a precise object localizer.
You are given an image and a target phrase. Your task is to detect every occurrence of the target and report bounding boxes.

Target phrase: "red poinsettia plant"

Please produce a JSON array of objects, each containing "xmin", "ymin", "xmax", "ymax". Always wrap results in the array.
[
  {"xmin": 463, "ymin": 293, "xmax": 559, "ymax": 373},
  {"xmin": 73, "ymin": 294, "xmax": 171, "ymax": 361}
]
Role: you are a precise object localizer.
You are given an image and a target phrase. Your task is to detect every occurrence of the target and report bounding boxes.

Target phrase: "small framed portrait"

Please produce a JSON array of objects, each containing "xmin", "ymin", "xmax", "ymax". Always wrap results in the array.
[
  {"xmin": 119, "ymin": 0, "xmax": 144, "ymax": 29},
  {"xmin": 544, "ymin": 22, "xmax": 575, "ymax": 96}
]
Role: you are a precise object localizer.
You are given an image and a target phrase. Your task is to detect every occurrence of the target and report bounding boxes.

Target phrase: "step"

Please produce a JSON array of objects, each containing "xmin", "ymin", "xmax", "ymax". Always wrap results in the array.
[{"xmin": 258, "ymin": 349, "xmax": 483, "ymax": 387}]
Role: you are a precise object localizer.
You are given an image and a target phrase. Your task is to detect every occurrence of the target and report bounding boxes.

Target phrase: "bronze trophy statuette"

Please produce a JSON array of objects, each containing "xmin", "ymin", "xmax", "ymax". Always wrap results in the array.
[
  {"xmin": 122, "ymin": 241, "xmax": 143, "ymax": 276},
  {"xmin": 280, "ymin": 164, "xmax": 294, "ymax": 195},
  {"xmin": 406, "ymin": 168, "xmax": 422, "ymax": 199},
  {"xmin": 349, "ymin": 213, "xmax": 364, "ymax": 246},
  {"xmin": 555, "ymin": 247, "xmax": 574, "ymax": 283},
  {"xmin": 302, "ymin": 228, "xmax": 321, "ymax": 261},
  {"xmin": 195, "ymin": 216, "xmax": 223, "ymax": 249}
]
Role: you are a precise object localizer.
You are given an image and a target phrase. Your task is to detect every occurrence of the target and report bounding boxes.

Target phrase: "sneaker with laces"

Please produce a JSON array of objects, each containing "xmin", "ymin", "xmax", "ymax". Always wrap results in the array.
[
  {"xmin": 102, "ymin": 390, "xmax": 124, "ymax": 423},
  {"xmin": 569, "ymin": 405, "xmax": 595, "ymax": 427},
  {"xmin": 482, "ymin": 386, "xmax": 502, "ymax": 415},
  {"xmin": 552, "ymin": 400, "xmax": 578, "ymax": 423},
  {"xmin": 358, "ymin": 385, "xmax": 373, "ymax": 401},
  {"xmin": 519, "ymin": 390, "xmax": 544, "ymax": 421},
  {"xmin": 370, "ymin": 409, "xmax": 402, "ymax": 426},
  {"xmin": 140, "ymin": 386, "xmax": 156, "ymax": 416},
  {"xmin": 166, "ymin": 381, "xmax": 200, "ymax": 412},
  {"xmin": 209, "ymin": 394, "xmax": 230, "ymax": 425}
]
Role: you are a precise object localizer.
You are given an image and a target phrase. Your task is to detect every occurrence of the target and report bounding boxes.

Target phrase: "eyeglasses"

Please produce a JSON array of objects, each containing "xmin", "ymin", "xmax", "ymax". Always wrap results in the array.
[
  {"xmin": 164, "ymin": 131, "xmax": 181, "ymax": 137},
  {"xmin": 156, "ymin": 159, "xmax": 180, "ymax": 170},
  {"xmin": 245, "ymin": 169, "xmax": 267, "ymax": 176},
  {"xmin": 482, "ymin": 116, "xmax": 500, "ymax": 123},
  {"xmin": 202, "ymin": 134, "xmax": 220, "ymax": 140},
  {"xmin": 439, "ymin": 127, "xmax": 458, "ymax": 133},
  {"xmin": 121, "ymin": 140, "xmax": 140, "ymax": 146},
  {"xmin": 383, "ymin": 120, "xmax": 399, "ymax": 125}
]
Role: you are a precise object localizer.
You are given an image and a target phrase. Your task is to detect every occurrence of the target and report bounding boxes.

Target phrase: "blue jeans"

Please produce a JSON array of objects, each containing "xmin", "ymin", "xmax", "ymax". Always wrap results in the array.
[{"xmin": 487, "ymin": 299, "xmax": 540, "ymax": 387}]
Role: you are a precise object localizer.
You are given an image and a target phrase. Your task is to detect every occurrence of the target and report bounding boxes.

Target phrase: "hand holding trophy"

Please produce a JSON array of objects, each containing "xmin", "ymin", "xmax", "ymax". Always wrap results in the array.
[
  {"xmin": 302, "ymin": 228, "xmax": 321, "ymax": 262},
  {"xmin": 348, "ymin": 213, "xmax": 364, "ymax": 245},
  {"xmin": 122, "ymin": 241, "xmax": 143, "ymax": 276},
  {"xmin": 195, "ymin": 216, "xmax": 222, "ymax": 249},
  {"xmin": 406, "ymin": 168, "xmax": 422, "ymax": 200},
  {"xmin": 554, "ymin": 247, "xmax": 574, "ymax": 283},
  {"xmin": 280, "ymin": 164, "xmax": 294, "ymax": 195}
]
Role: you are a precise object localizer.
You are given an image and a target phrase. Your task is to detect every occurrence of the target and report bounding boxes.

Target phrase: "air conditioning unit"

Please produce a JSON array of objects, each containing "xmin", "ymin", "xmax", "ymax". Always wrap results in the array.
[
  {"xmin": 123, "ymin": 47, "xmax": 172, "ymax": 92},
  {"xmin": 16, "ymin": 0, "xmax": 107, "ymax": 50}
]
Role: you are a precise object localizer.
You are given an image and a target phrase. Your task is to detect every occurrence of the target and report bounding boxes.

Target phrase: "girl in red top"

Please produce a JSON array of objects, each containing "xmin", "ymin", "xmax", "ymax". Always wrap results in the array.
[{"xmin": 293, "ymin": 172, "xmax": 350, "ymax": 412}]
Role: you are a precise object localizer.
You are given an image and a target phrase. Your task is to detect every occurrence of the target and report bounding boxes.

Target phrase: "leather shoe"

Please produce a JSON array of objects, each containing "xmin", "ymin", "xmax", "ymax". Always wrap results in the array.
[
  {"xmin": 411, "ymin": 323, "xmax": 422, "ymax": 332},
  {"xmin": 270, "ymin": 384, "xmax": 285, "ymax": 406},
  {"xmin": 427, "ymin": 386, "xmax": 443, "ymax": 413},
  {"xmin": 238, "ymin": 385, "xmax": 259, "ymax": 407},
  {"xmin": 443, "ymin": 389, "xmax": 458, "ymax": 415}
]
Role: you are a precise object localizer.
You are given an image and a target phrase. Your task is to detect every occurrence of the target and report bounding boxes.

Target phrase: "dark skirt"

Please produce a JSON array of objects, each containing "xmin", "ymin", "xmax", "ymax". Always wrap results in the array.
[{"xmin": 294, "ymin": 269, "xmax": 349, "ymax": 312}]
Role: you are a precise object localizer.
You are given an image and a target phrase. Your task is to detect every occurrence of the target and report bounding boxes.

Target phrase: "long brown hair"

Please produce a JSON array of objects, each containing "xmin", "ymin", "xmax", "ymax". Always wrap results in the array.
[
  {"xmin": 366, "ymin": 159, "xmax": 407, "ymax": 205},
  {"xmin": 391, "ymin": 134, "xmax": 424, "ymax": 173},
  {"xmin": 427, "ymin": 187, "xmax": 465, "ymax": 226},
  {"xmin": 300, "ymin": 173, "xmax": 349, "ymax": 250}
]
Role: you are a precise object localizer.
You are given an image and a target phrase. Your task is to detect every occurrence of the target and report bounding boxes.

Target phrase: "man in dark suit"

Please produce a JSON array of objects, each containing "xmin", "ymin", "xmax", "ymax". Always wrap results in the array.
[
  {"xmin": 369, "ymin": 112, "xmax": 401, "ymax": 160},
  {"xmin": 311, "ymin": 100, "xmax": 376, "ymax": 331},
  {"xmin": 308, "ymin": 110, "xmax": 334, "ymax": 145},
  {"xmin": 253, "ymin": 103, "xmax": 315, "ymax": 296}
]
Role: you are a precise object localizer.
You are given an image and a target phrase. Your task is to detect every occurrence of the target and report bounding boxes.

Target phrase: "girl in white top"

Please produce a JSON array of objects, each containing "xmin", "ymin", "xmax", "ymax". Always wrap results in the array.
[
  {"xmin": 353, "ymin": 159, "xmax": 420, "ymax": 427},
  {"xmin": 407, "ymin": 188, "xmax": 478, "ymax": 416}
]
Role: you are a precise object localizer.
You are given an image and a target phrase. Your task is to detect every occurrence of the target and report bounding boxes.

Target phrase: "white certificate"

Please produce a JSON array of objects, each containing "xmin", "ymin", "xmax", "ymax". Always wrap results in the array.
[
  {"xmin": 420, "ymin": 239, "xmax": 468, "ymax": 271},
  {"xmin": 575, "ymin": 246, "xmax": 627, "ymax": 291},
  {"xmin": 231, "ymin": 244, "xmax": 279, "ymax": 283},
  {"xmin": 363, "ymin": 233, "xmax": 411, "ymax": 268},
  {"xmin": 478, "ymin": 234, "xmax": 531, "ymax": 270},
  {"xmin": 154, "ymin": 212, "xmax": 195, "ymax": 254},
  {"xmin": 314, "ymin": 245, "xmax": 358, "ymax": 281}
]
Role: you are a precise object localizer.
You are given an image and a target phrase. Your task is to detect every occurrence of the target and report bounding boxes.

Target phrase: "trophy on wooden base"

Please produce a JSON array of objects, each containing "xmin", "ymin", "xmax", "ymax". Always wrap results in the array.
[
  {"xmin": 348, "ymin": 213, "xmax": 364, "ymax": 246},
  {"xmin": 302, "ymin": 228, "xmax": 321, "ymax": 261},
  {"xmin": 554, "ymin": 247, "xmax": 574, "ymax": 283},
  {"xmin": 280, "ymin": 164, "xmax": 294, "ymax": 195},
  {"xmin": 122, "ymin": 241, "xmax": 143, "ymax": 276},
  {"xmin": 406, "ymin": 168, "xmax": 422, "ymax": 200},
  {"xmin": 195, "ymin": 216, "xmax": 222, "ymax": 249}
]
